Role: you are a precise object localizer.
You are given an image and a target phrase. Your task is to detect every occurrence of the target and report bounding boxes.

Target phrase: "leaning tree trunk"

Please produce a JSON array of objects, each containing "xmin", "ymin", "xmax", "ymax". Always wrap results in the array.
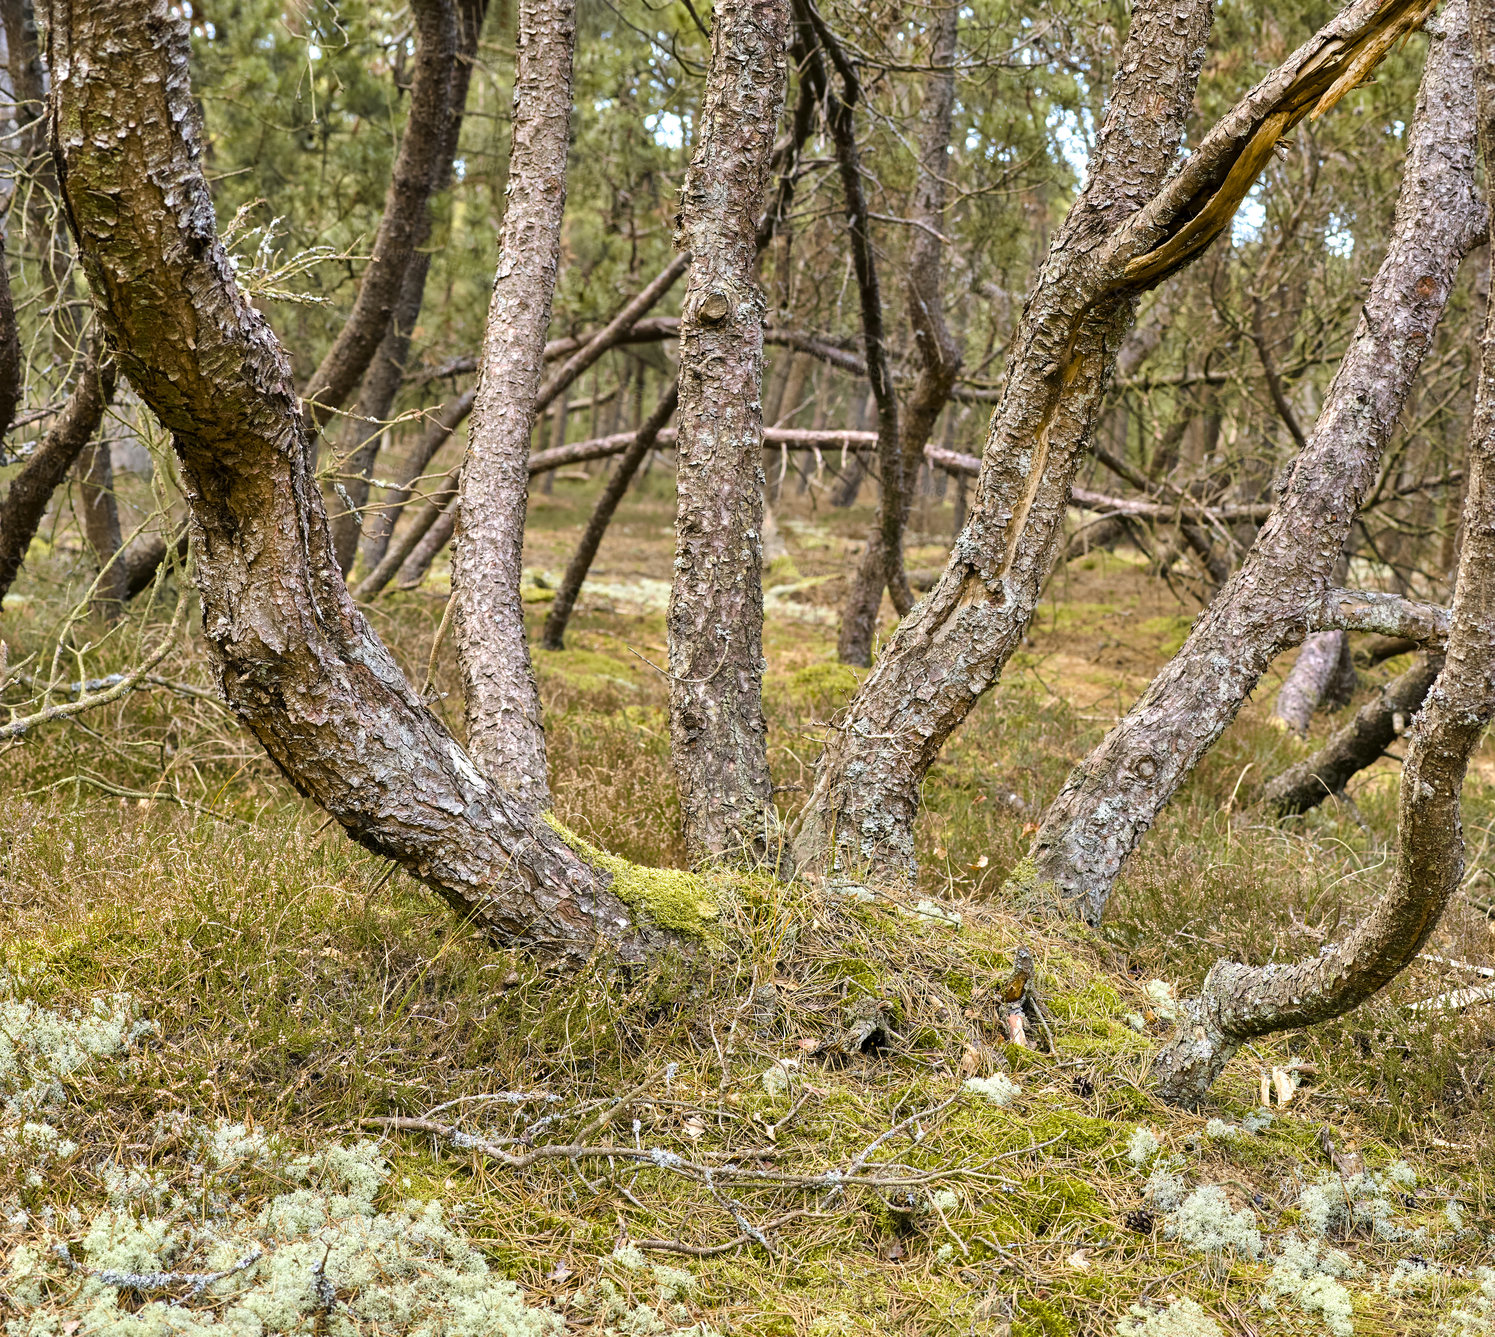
[
  {"xmin": 331, "ymin": 0, "xmax": 486, "ymax": 576},
  {"xmin": 0, "ymin": 354, "xmax": 114, "ymax": 606},
  {"xmin": 1262, "ymin": 652, "xmax": 1443, "ymax": 818},
  {"xmin": 300, "ymin": 0, "xmax": 458, "ymax": 426},
  {"xmin": 666, "ymin": 0, "xmax": 791, "ymax": 866},
  {"xmin": 449, "ymin": 0, "xmax": 577, "ymax": 808},
  {"xmin": 51, "ymin": 0, "xmax": 681, "ymax": 965},
  {"xmin": 794, "ymin": 0, "xmax": 1446, "ymax": 888},
  {"xmin": 1155, "ymin": 4, "xmax": 1495, "ymax": 1098},
  {"xmin": 1272, "ymin": 627, "xmax": 1358, "ymax": 734},
  {"xmin": 541, "ymin": 384, "xmax": 679, "ymax": 650},
  {"xmin": 1024, "ymin": 4, "xmax": 1481, "ymax": 925}
]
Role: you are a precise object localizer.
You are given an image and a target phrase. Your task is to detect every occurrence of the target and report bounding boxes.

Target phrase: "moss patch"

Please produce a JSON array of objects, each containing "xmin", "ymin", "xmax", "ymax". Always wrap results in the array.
[{"xmin": 544, "ymin": 814, "xmax": 724, "ymax": 944}]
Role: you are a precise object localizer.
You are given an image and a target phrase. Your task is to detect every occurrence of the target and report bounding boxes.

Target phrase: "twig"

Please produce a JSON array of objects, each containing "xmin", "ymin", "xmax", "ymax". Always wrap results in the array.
[
  {"xmin": 634, "ymin": 1208, "xmax": 833, "ymax": 1257},
  {"xmin": 53, "ymin": 1244, "xmax": 262, "ymax": 1300}
]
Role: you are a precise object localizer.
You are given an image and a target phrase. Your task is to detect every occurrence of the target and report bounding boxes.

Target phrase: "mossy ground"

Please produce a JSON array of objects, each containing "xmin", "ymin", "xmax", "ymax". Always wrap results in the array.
[{"xmin": 4, "ymin": 470, "xmax": 1495, "ymax": 1333}]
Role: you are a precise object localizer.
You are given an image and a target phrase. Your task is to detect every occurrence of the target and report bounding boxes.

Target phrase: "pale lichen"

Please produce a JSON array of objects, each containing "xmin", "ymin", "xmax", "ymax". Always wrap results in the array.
[{"xmin": 543, "ymin": 816, "xmax": 723, "ymax": 944}]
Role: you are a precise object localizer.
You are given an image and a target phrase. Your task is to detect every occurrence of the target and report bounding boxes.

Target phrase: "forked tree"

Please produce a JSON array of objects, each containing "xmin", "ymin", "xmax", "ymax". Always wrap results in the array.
[
  {"xmin": 1029, "ymin": 0, "xmax": 1483, "ymax": 925},
  {"xmin": 789, "ymin": 0, "xmax": 1446, "ymax": 886},
  {"xmin": 1155, "ymin": 0, "xmax": 1495, "ymax": 1098}
]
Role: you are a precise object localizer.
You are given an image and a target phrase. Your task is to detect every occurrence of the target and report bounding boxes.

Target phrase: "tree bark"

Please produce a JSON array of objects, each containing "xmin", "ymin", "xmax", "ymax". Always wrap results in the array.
[
  {"xmin": 0, "ymin": 237, "xmax": 22, "ymax": 443},
  {"xmin": 793, "ymin": 0, "xmax": 1228, "ymax": 879},
  {"xmin": 1156, "ymin": 26, "xmax": 1495, "ymax": 1101},
  {"xmin": 541, "ymin": 384, "xmax": 679, "ymax": 650},
  {"xmin": 1272, "ymin": 627, "xmax": 1357, "ymax": 734},
  {"xmin": 332, "ymin": 0, "xmax": 488, "ymax": 576},
  {"xmin": 667, "ymin": 0, "xmax": 791, "ymax": 865},
  {"xmin": 77, "ymin": 435, "xmax": 127, "ymax": 611},
  {"xmin": 448, "ymin": 0, "xmax": 577, "ymax": 808},
  {"xmin": 1025, "ymin": 4, "xmax": 1480, "ymax": 925},
  {"xmin": 1262, "ymin": 653, "xmax": 1443, "ymax": 818},
  {"xmin": 835, "ymin": 3, "xmax": 962, "ymax": 667},
  {"xmin": 0, "ymin": 355, "xmax": 114, "ymax": 606},
  {"xmin": 51, "ymin": 0, "xmax": 677, "ymax": 965},
  {"xmin": 299, "ymin": 0, "xmax": 459, "ymax": 427}
]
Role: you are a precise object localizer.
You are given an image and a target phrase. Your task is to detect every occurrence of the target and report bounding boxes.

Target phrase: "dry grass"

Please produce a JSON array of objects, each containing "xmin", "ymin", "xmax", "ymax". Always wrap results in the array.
[{"xmin": 4, "ymin": 473, "xmax": 1495, "ymax": 1334}]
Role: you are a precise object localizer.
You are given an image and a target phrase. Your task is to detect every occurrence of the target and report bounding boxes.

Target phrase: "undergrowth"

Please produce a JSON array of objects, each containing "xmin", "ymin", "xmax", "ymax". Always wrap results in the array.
[{"xmin": 4, "ymin": 490, "xmax": 1495, "ymax": 1333}]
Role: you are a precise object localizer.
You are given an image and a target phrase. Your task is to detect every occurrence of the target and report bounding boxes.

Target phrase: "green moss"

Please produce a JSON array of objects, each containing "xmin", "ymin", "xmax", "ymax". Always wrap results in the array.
[
  {"xmin": 1013, "ymin": 1296, "xmax": 1075, "ymax": 1336},
  {"xmin": 532, "ymin": 648, "xmax": 640, "ymax": 694},
  {"xmin": 785, "ymin": 661, "xmax": 863, "ymax": 707},
  {"xmin": 543, "ymin": 814, "xmax": 724, "ymax": 944},
  {"xmin": 1000, "ymin": 856, "xmax": 1062, "ymax": 913}
]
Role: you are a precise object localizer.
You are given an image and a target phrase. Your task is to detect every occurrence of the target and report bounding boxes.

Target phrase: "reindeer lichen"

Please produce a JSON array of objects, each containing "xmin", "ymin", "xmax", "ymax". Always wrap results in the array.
[{"xmin": 543, "ymin": 816, "xmax": 724, "ymax": 944}]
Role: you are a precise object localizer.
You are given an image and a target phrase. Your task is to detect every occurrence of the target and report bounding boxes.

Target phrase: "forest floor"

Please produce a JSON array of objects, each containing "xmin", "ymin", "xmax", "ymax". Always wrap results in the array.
[{"xmin": 4, "ymin": 468, "xmax": 1495, "ymax": 1335}]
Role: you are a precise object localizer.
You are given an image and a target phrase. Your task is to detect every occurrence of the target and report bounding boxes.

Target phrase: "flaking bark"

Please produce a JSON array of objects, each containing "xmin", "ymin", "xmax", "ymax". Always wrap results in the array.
[
  {"xmin": 667, "ymin": 0, "xmax": 791, "ymax": 865},
  {"xmin": 1153, "ymin": 0, "xmax": 1495, "ymax": 1107},
  {"xmin": 50, "ymin": 0, "xmax": 677, "ymax": 964},
  {"xmin": 1027, "ymin": 5, "xmax": 1482, "ymax": 924}
]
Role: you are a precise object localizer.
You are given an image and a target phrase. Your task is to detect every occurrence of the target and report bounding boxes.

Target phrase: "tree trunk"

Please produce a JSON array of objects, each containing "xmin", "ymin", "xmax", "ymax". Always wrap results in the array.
[
  {"xmin": 835, "ymin": 4, "xmax": 962, "ymax": 667},
  {"xmin": 1272, "ymin": 627, "xmax": 1356, "ymax": 734},
  {"xmin": 300, "ymin": 0, "xmax": 459, "ymax": 427},
  {"xmin": 333, "ymin": 0, "xmax": 487, "ymax": 576},
  {"xmin": 667, "ymin": 0, "xmax": 791, "ymax": 865},
  {"xmin": 52, "ymin": 0, "xmax": 679, "ymax": 965},
  {"xmin": 541, "ymin": 384, "xmax": 679, "ymax": 650},
  {"xmin": 890, "ymin": 3, "xmax": 962, "ymax": 592},
  {"xmin": 1262, "ymin": 653, "xmax": 1442, "ymax": 818},
  {"xmin": 1156, "ymin": 2, "xmax": 1495, "ymax": 1095},
  {"xmin": 793, "ymin": 0, "xmax": 1227, "ymax": 879},
  {"xmin": 0, "ymin": 356, "xmax": 114, "ymax": 606},
  {"xmin": 792, "ymin": 7, "xmax": 907, "ymax": 667},
  {"xmin": 1025, "ymin": 5, "xmax": 1480, "ymax": 925},
  {"xmin": 77, "ymin": 436, "xmax": 128, "ymax": 611},
  {"xmin": 449, "ymin": 0, "xmax": 576, "ymax": 808}
]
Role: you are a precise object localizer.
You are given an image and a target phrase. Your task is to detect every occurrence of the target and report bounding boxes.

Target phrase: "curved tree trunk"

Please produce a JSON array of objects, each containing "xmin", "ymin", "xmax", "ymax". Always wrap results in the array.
[
  {"xmin": 1024, "ymin": 8, "xmax": 1481, "ymax": 925},
  {"xmin": 51, "ymin": 0, "xmax": 677, "ymax": 965},
  {"xmin": 1155, "ymin": 5, "xmax": 1495, "ymax": 1097},
  {"xmin": 449, "ymin": 0, "xmax": 577, "ymax": 808},
  {"xmin": 667, "ymin": 0, "xmax": 791, "ymax": 865},
  {"xmin": 0, "ymin": 354, "xmax": 114, "ymax": 606},
  {"xmin": 1262, "ymin": 652, "xmax": 1442, "ymax": 818},
  {"xmin": 795, "ymin": 0, "xmax": 1445, "ymax": 888}
]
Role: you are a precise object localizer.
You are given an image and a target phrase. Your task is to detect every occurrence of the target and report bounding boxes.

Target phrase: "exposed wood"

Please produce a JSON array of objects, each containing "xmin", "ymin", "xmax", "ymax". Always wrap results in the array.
[{"xmin": 1025, "ymin": 5, "xmax": 1484, "ymax": 925}]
